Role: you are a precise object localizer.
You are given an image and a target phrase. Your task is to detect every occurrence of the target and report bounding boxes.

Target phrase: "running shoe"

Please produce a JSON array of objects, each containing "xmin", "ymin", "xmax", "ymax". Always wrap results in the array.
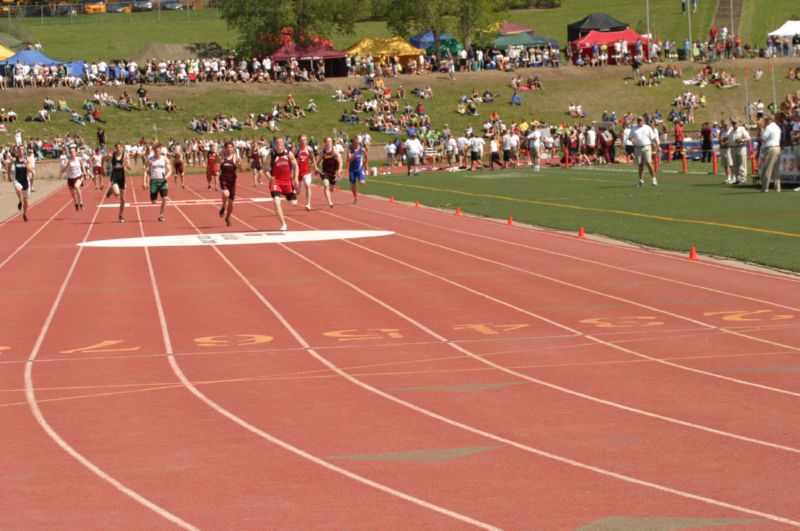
[
  {"xmin": 225, "ymin": 218, "xmax": 232, "ymax": 227},
  {"xmin": 105, "ymin": 188, "xmax": 113, "ymax": 198},
  {"xmin": 219, "ymin": 207, "xmax": 225, "ymax": 218},
  {"xmin": 305, "ymin": 204, "xmax": 311, "ymax": 211},
  {"xmin": 279, "ymin": 223, "xmax": 287, "ymax": 231},
  {"xmin": 80, "ymin": 204, "xmax": 84, "ymax": 210},
  {"xmin": 119, "ymin": 216, "xmax": 125, "ymax": 223},
  {"xmin": 75, "ymin": 203, "xmax": 80, "ymax": 211},
  {"xmin": 23, "ymin": 214, "xmax": 28, "ymax": 222},
  {"xmin": 353, "ymin": 197, "xmax": 359, "ymax": 205},
  {"xmin": 158, "ymin": 215, "xmax": 165, "ymax": 222},
  {"xmin": 17, "ymin": 201, "xmax": 22, "ymax": 210},
  {"xmin": 636, "ymin": 179, "xmax": 644, "ymax": 187},
  {"xmin": 652, "ymin": 177, "xmax": 658, "ymax": 186}
]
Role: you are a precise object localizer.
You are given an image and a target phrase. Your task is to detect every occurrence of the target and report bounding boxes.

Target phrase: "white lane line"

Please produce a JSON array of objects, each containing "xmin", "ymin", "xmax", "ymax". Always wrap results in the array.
[
  {"xmin": 24, "ymin": 194, "xmax": 198, "ymax": 530},
  {"xmin": 210, "ymin": 194, "xmax": 800, "ymax": 527},
  {"xmin": 0, "ymin": 200, "xmax": 72, "ymax": 272},
  {"xmin": 153, "ymin": 200, "xmax": 498, "ymax": 530},
  {"xmin": 331, "ymin": 206, "xmax": 800, "ymax": 398}
]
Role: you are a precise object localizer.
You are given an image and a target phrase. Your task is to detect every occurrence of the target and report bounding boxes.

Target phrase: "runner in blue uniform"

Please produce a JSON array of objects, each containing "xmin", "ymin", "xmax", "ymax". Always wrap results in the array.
[{"xmin": 346, "ymin": 137, "xmax": 368, "ymax": 204}]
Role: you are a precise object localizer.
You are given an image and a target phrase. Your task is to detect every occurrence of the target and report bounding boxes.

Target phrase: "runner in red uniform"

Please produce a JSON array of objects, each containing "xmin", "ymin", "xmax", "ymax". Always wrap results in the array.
[
  {"xmin": 295, "ymin": 134, "xmax": 318, "ymax": 210},
  {"xmin": 206, "ymin": 143, "xmax": 219, "ymax": 191},
  {"xmin": 173, "ymin": 150, "xmax": 186, "ymax": 188},
  {"xmin": 266, "ymin": 137, "xmax": 298, "ymax": 231},
  {"xmin": 218, "ymin": 141, "xmax": 241, "ymax": 227},
  {"xmin": 317, "ymin": 136, "xmax": 341, "ymax": 208}
]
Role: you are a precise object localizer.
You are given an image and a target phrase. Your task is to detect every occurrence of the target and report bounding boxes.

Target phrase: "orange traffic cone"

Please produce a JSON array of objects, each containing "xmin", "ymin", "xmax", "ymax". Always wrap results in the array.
[
  {"xmin": 712, "ymin": 149, "xmax": 718, "ymax": 174},
  {"xmin": 689, "ymin": 245, "xmax": 698, "ymax": 261},
  {"xmin": 507, "ymin": 216, "xmax": 514, "ymax": 226},
  {"xmin": 415, "ymin": 200, "xmax": 420, "ymax": 208},
  {"xmin": 389, "ymin": 196, "xmax": 394, "ymax": 203},
  {"xmin": 578, "ymin": 227, "xmax": 585, "ymax": 239},
  {"xmin": 455, "ymin": 207, "xmax": 461, "ymax": 216},
  {"xmin": 653, "ymin": 153, "xmax": 660, "ymax": 172},
  {"xmin": 681, "ymin": 152, "xmax": 688, "ymax": 173}
]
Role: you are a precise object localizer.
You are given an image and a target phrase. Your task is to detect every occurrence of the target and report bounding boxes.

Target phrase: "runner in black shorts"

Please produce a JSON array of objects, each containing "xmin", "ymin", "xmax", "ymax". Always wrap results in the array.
[
  {"xmin": 218, "ymin": 141, "xmax": 241, "ymax": 227},
  {"xmin": 11, "ymin": 145, "xmax": 32, "ymax": 222},
  {"xmin": 317, "ymin": 136, "xmax": 341, "ymax": 208},
  {"xmin": 105, "ymin": 143, "xmax": 131, "ymax": 222}
]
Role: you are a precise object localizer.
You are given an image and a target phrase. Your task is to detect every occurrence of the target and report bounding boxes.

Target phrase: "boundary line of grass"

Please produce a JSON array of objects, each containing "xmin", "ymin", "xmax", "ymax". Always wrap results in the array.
[{"xmin": 370, "ymin": 179, "xmax": 800, "ymax": 239}]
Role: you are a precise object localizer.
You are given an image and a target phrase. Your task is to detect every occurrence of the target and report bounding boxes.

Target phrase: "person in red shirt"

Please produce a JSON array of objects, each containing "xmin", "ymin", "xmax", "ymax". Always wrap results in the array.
[
  {"xmin": 295, "ymin": 134, "xmax": 318, "ymax": 211},
  {"xmin": 266, "ymin": 137, "xmax": 298, "ymax": 231},
  {"xmin": 674, "ymin": 122, "xmax": 685, "ymax": 157},
  {"xmin": 206, "ymin": 143, "xmax": 220, "ymax": 191},
  {"xmin": 217, "ymin": 141, "xmax": 241, "ymax": 227}
]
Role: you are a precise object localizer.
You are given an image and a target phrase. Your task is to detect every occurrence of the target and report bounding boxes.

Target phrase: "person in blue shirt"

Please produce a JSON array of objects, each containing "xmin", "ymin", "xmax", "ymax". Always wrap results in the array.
[{"xmin": 346, "ymin": 136, "xmax": 369, "ymax": 204}]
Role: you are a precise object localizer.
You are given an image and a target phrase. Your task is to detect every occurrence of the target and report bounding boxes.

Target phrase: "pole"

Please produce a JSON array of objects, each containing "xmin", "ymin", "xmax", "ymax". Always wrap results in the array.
[
  {"xmin": 770, "ymin": 60, "xmax": 777, "ymax": 110},
  {"xmin": 646, "ymin": 0, "xmax": 651, "ymax": 39},
  {"xmin": 730, "ymin": 0, "xmax": 734, "ymax": 38},
  {"xmin": 743, "ymin": 67, "xmax": 751, "ymax": 124},
  {"xmin": 687, "ymin": 3, "xmax": 692, "ymax": 45}
]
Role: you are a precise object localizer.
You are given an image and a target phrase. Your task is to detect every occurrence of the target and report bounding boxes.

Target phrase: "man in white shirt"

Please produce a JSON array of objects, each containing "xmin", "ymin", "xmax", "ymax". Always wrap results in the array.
[
  {"xmin": 501, "ymin": 131, "xmax": 514, "ymax": 168},
  {"xmin": 403, "ymin": 133, "xmax": 423, "ymax": 175},
  {"xmin": 444, "ymin": 135, "xmax": 458, "ymax": 169},
  {"xmin": 731, "ymin": 118, "xmax": 750, "ymax": 184},
  {"xmin": 468, "ymin": 134, "xmax": 485, "ymax": 170},
  {"xmin": 630, "ymin": 116, "xmax": 659, "ymax": 186},
  {"xmin": 456, "ymin": 134, "xmax": 469, "ymax": 168},
  {"xmin": 759, "ymin": 115, "xmax": 782, "ymax": 192},
  {"xmin": 528, "ymin": 126, "xmax": 542, "ymax": 171}
]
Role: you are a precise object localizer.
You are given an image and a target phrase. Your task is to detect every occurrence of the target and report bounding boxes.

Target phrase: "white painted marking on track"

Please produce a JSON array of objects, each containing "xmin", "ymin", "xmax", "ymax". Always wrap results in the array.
[
  {"xmin": 200, "ymin": 191, "xmax": 800, "ymax": 527},
  {"xmin": 24, "ymin": 195, "xmax": 198, "ymax": 530},
  {"xmin": 97, "ymin": 197, "xmax": 274, "ymax": 208},
  {"xmin": 80, "ymin": 230, "xmax": 394, "ymax": 248}
]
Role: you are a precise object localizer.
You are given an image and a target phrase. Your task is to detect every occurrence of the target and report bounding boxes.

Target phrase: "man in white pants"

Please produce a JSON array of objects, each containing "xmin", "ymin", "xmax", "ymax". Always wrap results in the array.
[
  {"xmin": 759, "ymin": 115, "xmax": 782, "ymax": 192},
  {"xmin": 731, "ymin": 118, "xmax": 750, "ymax": 184},
  {"xmin": 631, "ymin": 116, "xmax": 659, "ymax": 186}
]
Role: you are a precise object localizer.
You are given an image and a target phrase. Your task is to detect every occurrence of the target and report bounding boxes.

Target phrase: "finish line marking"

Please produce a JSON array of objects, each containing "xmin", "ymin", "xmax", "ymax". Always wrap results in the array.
[
  {"xmin": 97, "ymin": 198, "xmax": 274, "ymax": 208},
  {"xmin": 80, "ymin": 230, "xmax": 395, "ymax": 248}
]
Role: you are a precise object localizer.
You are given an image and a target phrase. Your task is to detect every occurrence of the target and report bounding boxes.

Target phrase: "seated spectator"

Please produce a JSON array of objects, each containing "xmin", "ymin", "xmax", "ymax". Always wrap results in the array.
[
  {"xmin": 165, "ymin": 98, "xmax": 176, "ymax": 112},
  {"xmin": 58, "ymin": 99, "xmax": 72, "ymax": 112},
  {"xmin": 511, "ymin": 91, "xmax": 522, "ymax": 106},
  {"xmin": 71, "ymin": 110, "xmax": 86, "ymax": 125},
  {"xmin": 35, "ymin": 108, "xmax": 50, "ymax": 122},
  {"xmin": 307, "ymin": 98, "xmax": 317, "ymax": 112},
  {"xmin": 43, "ymin": 98, "xmax": 56, "ymax": 111}
]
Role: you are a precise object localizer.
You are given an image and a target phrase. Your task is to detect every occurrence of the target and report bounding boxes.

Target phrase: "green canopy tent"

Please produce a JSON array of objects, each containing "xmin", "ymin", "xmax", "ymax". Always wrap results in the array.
[
  {"xmin": 494, "ymin": 32, "xmax": 538, "ymax": 49},
  {"xmin": 426, "ymin": 38, "xmax": 462, "ymax": 55}
]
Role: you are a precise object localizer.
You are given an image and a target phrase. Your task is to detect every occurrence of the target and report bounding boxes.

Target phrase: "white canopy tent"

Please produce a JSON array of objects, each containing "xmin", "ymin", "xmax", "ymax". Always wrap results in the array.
[{"xmin": 768, "ymin": 20, "xmax": 800, "ymax": 37}]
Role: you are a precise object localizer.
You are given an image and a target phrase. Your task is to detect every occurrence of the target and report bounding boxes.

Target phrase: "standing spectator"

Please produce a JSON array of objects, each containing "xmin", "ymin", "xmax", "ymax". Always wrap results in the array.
[
  {"xmin": 403, "ymin": 132, "xmax": 423, "ymax": 175},
  {"xmin": 700, "ymin": 122, "xmax": 713, "ymax": 162},
  {"xmin": 731, "ymin": 118, "xmax": 750, "ymax": 184},
  {"xmin": 759, "ymin": 115, "xmax": 782, "ymax": 192},
  {"xmin": 632, "ymin": 116, "xmax": 659, "ymax": 186}
]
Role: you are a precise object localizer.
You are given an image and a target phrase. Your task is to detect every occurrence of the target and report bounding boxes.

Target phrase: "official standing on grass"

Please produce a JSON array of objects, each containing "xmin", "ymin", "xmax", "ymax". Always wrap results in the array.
[
  {"xmin": 759, "ymin": 115, "xmax": 782, "ymax": 192},
  {"xmin": 403, "ymin": 132, "xmax": 423, "ymax": 175},
  {"xmin": 632, "ymin": 116, "xmax": 659, "ymax": 187},
  {"xmin": 731, "ymin": 118, "xmax": 750, "ymax": 184}
]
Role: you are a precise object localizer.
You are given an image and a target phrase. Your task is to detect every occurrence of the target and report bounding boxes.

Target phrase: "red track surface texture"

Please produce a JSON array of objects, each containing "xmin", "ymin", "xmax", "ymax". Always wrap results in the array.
[{"xmin": 1, "ymin": 176, "xmax": 799, "ymax": 530}]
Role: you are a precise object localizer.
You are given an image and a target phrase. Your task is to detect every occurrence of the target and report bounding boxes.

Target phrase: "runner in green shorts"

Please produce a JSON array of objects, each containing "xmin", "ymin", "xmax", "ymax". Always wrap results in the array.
[{"xmin": 144, "ymin": 144, "xmax": 172, "ymax": 222}]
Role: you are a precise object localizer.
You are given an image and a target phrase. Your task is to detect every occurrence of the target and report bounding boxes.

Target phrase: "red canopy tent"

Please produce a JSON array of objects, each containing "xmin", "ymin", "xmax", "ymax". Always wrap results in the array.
[
  {"xmin": 270, "ymin": 42, "xmax": 348, "ymax": 77},
  {"xmin": 570, "ymin": 28, "xmax": 649, "ymax": 64}
]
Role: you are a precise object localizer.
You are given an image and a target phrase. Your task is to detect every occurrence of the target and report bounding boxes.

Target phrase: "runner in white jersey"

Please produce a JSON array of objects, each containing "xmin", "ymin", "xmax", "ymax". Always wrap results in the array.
[
  {"xmin": 144, "ymin": 145, "xmax": 172, "ymax": 221},
  {"xmin": 92, "ymin": 147, "xmax": 105, "ymax": 190},
  {"xmin": 61, "ymin": 146, "xmax": 87, "ymax": 211},
  {"xmin": 294, "ymin": 134, "xmax": 317, "ymax": 210},
  {"xmin": 26, "ymin": 150, "xmax": 37, "ymax": 192}
]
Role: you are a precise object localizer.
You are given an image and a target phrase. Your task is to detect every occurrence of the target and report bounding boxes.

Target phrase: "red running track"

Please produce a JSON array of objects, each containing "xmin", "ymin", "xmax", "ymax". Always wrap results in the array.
[{"xmin": 1, "ymin": 175, "xmax": 799, "ymax": 529}]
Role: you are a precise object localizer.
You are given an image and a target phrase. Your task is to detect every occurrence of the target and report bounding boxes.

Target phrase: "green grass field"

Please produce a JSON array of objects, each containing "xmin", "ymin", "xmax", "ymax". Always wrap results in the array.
[
  {"xmin": 363, "ymin": 162, "xmax": 800, "ymax": 272},
  {"xmin": 739, "ymin": 0, "xmax": 800, "ymax": 48}
]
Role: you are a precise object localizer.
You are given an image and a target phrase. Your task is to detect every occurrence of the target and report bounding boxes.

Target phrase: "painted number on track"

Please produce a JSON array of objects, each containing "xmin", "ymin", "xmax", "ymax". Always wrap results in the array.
[
  {"xmin": 580, "ymin": 316, "xmax": 664, "ymax": 329},
  {"xmin": 193, "ymin": 334, "xmax": 274, "ymax": 347},
  {"xmin": 61, "ymin": 340, "xmax": 141, "ymax": 354},
  {"xmin": 453, "ymin": 323, "xmax": 530, "ymax": 335},
  {"xmin": 703, "ymin": 310, "xmax": 795, "ymax": 322},
  {"xmin": 323, "ymin": 329, "xmax": 404, "ymax": 342}
]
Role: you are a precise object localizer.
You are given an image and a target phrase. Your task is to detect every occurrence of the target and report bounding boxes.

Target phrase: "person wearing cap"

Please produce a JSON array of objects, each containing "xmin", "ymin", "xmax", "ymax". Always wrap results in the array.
[
  {"xmin": 718, "ymin": 120, "xmax": 735, "ymax": 184},
  {"xmin": 759, "ymin": 115, "xmax": 782, "ymax": 192},
  {"xmin": 144, "ymin": 144, "xmax": 172, "ymax": 222},
  {"xmin": 403, "ymin": 132, "xmax": 423, "ymax": 176},
  {"xmin": 631, "ymin": 115, "xmax": 659, "ymax": 186},
  {"xmin": 731, "ymin": 118, "xmax": 750, "ymax": 184}
]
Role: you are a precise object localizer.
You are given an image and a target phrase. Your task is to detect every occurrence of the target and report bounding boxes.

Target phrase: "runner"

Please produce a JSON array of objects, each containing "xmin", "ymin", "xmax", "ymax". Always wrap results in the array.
[
  {"xmin": 10, "ymin": 145, "xmax": 32, "ymax": 222},
  {"xmin": 105, "ymin": 142, "xmax": 131, "ymax": 222},
  {"xmin": 206, "ymin": 142, "xmax": 220, "ymax": 191},
  {"xmin": 250, "ymin": 139, "xmax": 265, "ymax": 186},
  {"xmin": 173, "ymin": 149, "xmax": 186, "ymax": 189},
  {"xmin": 266, "ymin": 136, "xmax": 298, "ymax": 231},
  {"xmin": 317, "ymin": 136, "xmax": 341, "ymax": 208},
  {"xmin": 61, "ymin": 146, "xmax": 86, "ymax": 211},
  {"xmin": 218, "ymin": 141, "xmax": 242, "ymax": 227},
  {"xmin": 144, "ymin": 144, "xmax": 172, "ymax": 222},
  {"xmin": 346, "ymin": 136, "xmax": 368, "ymax": 204},
  {"xmin": 295, "ymin": 134, "xmax": 318, "ymax": 210},
  {"xmin": 92, "ymin": 147, "xmax": 105, "ymax": 190}
]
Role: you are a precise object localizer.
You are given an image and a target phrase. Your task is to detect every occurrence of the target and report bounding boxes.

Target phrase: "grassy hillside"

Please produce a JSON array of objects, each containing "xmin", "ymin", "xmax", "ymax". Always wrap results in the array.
[{"xmin": 739, "ymin": 0, "xmax": 800, "ymax": 48}]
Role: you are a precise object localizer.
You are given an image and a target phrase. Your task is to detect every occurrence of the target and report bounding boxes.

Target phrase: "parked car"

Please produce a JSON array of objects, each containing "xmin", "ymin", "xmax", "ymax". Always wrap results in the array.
[
  {"xmin": 161, "ymin": 0, "xmax": 185, "ymax": 10},
  {"xmin": 106, "ymin": 2, "xmax": 131, "ymax": 13},
  {"xmin": 83, "ymin": 1, "xmax": 107, "ymax": 14},
  {"xmin": 132, "ymin": 0, "xmax": 152, "ymax": 11}
]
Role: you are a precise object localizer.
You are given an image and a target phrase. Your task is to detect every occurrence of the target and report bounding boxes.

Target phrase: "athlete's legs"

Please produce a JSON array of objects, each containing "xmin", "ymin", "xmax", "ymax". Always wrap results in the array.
[
  {"xmin": 274, "ymin": 195, "xmax": 287, "ymax": 229},
  {"xmin": 225, "ymin": 196, "xmax": 234, "ymax": 225},
  {"xmin": 303, "ymin": 175, "xmax": 312, "ymax": 210},
  {"xmin": 323, "ymin": 178, "xmax": 334, "ymax": 207},
  {"xmin": 220, "ymin": 188, "xmax": 229, "ymax": 218},
  {"xmin": 75, "ymin": 182, "xmax": 84, "ymax": 209}
]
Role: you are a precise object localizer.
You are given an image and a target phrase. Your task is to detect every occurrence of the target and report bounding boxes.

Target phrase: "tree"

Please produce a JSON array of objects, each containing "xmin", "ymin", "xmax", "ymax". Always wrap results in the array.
[
  {"xmin": 452, "ymin": 0, "xmax": 505, "ymax": 51},
  {"xmin": 383, "ymin": 0, "xmax": 451, "ymax": 58},
  {"xmin": 217, "ymin": 0, "xmax": 357, "ymax": 56}
]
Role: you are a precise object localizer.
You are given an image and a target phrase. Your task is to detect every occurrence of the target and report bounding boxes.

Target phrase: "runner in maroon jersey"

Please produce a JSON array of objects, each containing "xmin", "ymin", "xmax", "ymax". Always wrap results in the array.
[
  {"xmin": 266, "ymin": 137, "xmax": 298, "ymax": 231},
  {"xmin": 173, "ymin": 150, "xmax": 186, "ymax": 188},
  {"xmin": 218, "ymin": 141, "xmax": 241, "ymax": 227},
  {"xmin": 295, "ymin": 134, "xmax": 318, "ymax": 210},
  {"xmin": 206, "ymin": 143, "xmax": 219, "ymax": 191},
  {"xmin": 250, "ymin": 139, "xmax": 265, "ymax": 186},
  {"xmin": 317, "ymin": 136, "xmax": 341, "ymax": 208}
]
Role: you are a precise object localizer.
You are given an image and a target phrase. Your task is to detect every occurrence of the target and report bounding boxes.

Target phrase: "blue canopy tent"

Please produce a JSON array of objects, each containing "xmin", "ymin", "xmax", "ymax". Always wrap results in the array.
[
  {"xmin": 67, "ymin": 61, "xmax": 84, "ymax": 76},
  {"xmin": 409, "ymin": 30, "xmax": 457, "ymax": 50},
  {"xmin": 0, "ymin": 49, "xmax": 64, "ymax": 65}
]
